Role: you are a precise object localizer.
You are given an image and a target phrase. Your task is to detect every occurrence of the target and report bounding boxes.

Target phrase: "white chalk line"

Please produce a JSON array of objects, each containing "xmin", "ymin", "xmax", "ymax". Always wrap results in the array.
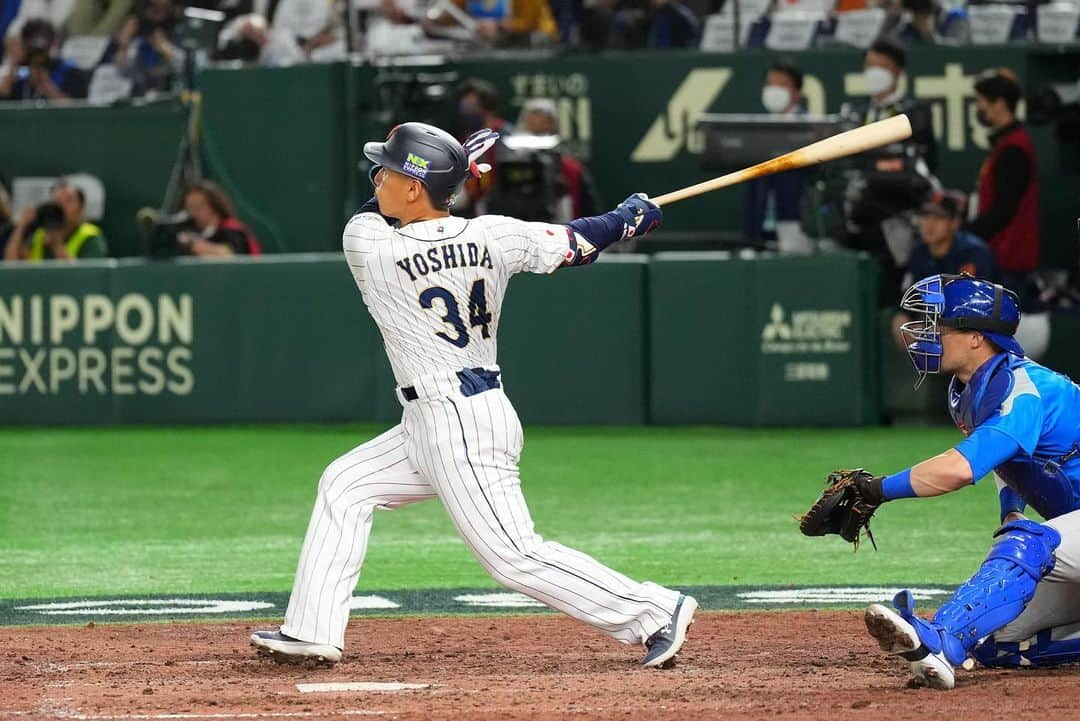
[
  {"xmin": 297, "ymin": 682, "xmax": 430, "ymax": 693},
  {"xmin": 0, "ymin": 712, "xmax": 385, "ymax": 720}
]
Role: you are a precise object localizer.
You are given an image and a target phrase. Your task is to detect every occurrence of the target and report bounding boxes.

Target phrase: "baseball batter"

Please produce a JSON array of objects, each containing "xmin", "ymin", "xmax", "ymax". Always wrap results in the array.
[
  {"xmin": 829, "ymin": 274, "xmax": 1080, "ymax": 689},
  {"xmin": 251, "ymin": 122, "xmax": 697, "ymax": 668}
]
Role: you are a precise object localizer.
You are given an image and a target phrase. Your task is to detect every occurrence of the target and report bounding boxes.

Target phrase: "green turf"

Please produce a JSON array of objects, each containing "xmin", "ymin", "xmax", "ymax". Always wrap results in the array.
[{"xmin": 0, "ymin": 424, "xmax": 999, "ymax": 599}]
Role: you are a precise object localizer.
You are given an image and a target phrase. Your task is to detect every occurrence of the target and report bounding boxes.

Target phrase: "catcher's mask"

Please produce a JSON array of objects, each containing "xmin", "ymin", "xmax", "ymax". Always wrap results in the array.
[{"xmin": 900, "ymin": 273, "xmax": 1024, "ymax": 389}]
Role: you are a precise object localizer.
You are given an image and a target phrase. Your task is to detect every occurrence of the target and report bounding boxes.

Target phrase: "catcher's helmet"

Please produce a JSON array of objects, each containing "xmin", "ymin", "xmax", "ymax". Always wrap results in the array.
[
  {"xmin": 363, "ymin": 122, "xmax": 472, "ymax": 209},
  {"xmin": 900, "ymin": 274, "xmax": 1023, "ymax": 387}
]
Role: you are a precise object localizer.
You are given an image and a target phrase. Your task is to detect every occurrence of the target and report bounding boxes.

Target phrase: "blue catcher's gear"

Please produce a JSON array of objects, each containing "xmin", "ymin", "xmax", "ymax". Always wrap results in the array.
[
  {"xmin": 974, "ymin": 626, "xmax": 1080, "ymax": 668},
  {"xmin": 364, "ymin": 122, "xmax": 487, "ymax": 209},
  {"xmin": 890, "ymin": 520, "xmax": 1060, "ymax": 667},
  {"xmin": 900, "ymin": 274, "xmax": 1023, "ymax": 388},
  {"xmin": 947, "ymin": 351, "xmax": 1080, "ymax": 520}
]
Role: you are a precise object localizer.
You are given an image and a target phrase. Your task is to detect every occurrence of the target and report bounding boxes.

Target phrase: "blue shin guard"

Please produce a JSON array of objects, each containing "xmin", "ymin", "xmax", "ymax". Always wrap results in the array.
[
  {"xmin": 974, "ymin": 628, "xmax": 1080, "ymax": 668},
  {"xmin": 894, "ymin": 520, "xmax": 1060, "ymax": 666}
]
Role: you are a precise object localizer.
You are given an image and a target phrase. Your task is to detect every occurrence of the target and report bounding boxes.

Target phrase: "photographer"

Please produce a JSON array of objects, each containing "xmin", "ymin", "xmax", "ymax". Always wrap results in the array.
[
  {"xmin": 175, "ymin": 181, "xmax": 261, "ymax": 257},
  {"xmin": 103, "ymin": 0, "xmax": 182, "ymax": 96},
  {"xmin": 0, "ymin": 18, "xmax": 90, "ymax": 101},
  {"xmin": 4, "ymin": 181, "xmax": 108, "ymax": 262}
]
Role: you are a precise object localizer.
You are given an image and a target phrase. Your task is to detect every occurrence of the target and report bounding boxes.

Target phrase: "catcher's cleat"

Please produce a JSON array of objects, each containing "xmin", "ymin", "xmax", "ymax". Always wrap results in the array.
[
  {"xmin": 642, "ymin": 594, "xmax": 698, "ymax": 669},
  {"xmin": 250, "ymin": 630, "xmax": 342, "ymax": 664},
  {"xmin": 865, "ymin": 604, "xmax": 954, "ymax": 690}
]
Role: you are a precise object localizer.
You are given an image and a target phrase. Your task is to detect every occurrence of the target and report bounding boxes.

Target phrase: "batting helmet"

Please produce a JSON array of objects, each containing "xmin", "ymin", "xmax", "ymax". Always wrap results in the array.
[
  {"xmin": 900, "ymin": 274, "xmax": 1023, "ymax": 387},
  {"xmin": 363, "ymin": 122, "xmax": 472, "ymax": 209}
]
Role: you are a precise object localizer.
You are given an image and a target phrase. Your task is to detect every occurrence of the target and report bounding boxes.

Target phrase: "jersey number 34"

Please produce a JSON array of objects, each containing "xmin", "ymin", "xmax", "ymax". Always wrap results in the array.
[{"xmin": 419, "ymin": 279, "xmax": 492, "ymax": 349}]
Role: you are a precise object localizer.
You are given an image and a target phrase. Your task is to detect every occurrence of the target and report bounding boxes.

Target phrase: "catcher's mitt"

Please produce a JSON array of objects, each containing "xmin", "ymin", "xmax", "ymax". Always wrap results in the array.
[{"xmin": 798, "ymin": 469, "xmax": 883, "ymax": 550}]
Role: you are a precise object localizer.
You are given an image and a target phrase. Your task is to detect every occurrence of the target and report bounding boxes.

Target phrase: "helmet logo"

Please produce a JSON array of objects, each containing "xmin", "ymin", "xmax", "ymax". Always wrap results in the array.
[{"xmin": 404, "ymin": 152, "xmax": 430, "ymax": 179}]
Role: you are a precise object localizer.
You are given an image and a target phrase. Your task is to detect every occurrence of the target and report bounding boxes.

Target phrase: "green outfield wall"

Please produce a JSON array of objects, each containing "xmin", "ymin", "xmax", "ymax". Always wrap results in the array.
[
  {"xmin": 2, "ymin": 45, "xmax": 1077, "ymax": 265},
  {"xmin": 0, "ymin": 252, "xmax": 882, "ymax": 426}
]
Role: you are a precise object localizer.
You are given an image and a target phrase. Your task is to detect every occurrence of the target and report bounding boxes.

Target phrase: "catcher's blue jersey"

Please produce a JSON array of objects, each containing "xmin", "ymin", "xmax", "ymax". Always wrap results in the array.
[{"xmin": 950, "ymin": 353, "xmax": 1080, "ymax": 520}]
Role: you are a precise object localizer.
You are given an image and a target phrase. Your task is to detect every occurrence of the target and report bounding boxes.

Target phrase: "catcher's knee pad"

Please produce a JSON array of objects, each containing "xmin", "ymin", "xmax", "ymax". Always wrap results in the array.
[
  {"xmin": 974, "ymin": 627, "xmax": 1080, "ymax": 668},
  {"xmin": 933, "ymin": 520, "xmax": 1060, "ymax": 665}
]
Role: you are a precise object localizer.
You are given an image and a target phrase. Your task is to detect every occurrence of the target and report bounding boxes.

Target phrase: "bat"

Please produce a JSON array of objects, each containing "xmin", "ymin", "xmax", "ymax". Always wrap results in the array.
[{"xmin": 650, "ymin": 114, "xmax": 913, "ymax": 207}]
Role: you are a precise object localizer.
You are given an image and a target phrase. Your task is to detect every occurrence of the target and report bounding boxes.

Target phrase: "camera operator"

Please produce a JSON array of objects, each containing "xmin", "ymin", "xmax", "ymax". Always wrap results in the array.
[
  {"xmin": 851, "ymin": 39, "xmax": 936, "ymax": 171},
  {"xmin": 4, "ymin": 181, "xmax": 108, "ymax": 262},
  {"xmin": 104, "ymin": 0, "xmax": 182, "ymax": 96},
  {"xmin": 0, "ymin": 18, "xmax": 90, "ymax": 101},
  {"xmin": 518, "ymin": 98, "xmax": 601, "ymax": 219},
  {"xmin": 842, "ymin": 38, "xmax": 937, "ymax": 306},
  {"xmin": 174, "ymin": 181, "xmax": 261, "ymax": 257}
]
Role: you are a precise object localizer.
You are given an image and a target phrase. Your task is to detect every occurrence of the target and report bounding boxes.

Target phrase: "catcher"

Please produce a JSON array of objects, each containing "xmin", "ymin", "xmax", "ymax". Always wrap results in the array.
[{"xmin": 801, "ymin": 274, "xmax": 1080, "ymax": 689}]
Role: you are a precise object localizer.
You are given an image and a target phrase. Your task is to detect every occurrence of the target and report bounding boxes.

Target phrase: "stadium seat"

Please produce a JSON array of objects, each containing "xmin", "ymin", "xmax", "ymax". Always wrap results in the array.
[
  {"xmin": 967, "ymin": 3, "xmax": 1019, "ymax": 44},
  {"xmin": 832, "ymin": 7, "xmax": 887, "ymax": 47},
  {"xmin": 61, "ymin": 36, "xmax": 110, "ymax": 71},
  {"xmin": 700, "ymin": 0, "xmax": 772, "ymax": 50},
  {"xmin": 1037, "ymin": 2, "xmax": 1080, "ymax": 42},
  {"xmin": 765, "ymin": 10, "xmax": 825, "ymax": 50}
]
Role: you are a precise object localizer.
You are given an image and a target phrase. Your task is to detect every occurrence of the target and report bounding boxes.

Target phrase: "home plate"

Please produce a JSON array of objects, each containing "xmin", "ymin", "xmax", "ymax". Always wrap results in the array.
[{"xmin": 297, "ymin": 682, "xmax": 430, "ymax": 694}]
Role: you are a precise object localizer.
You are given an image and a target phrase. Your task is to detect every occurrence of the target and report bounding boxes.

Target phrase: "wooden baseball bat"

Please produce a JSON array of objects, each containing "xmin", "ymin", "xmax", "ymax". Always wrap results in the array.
[{"xmin": 650, "ymin": 114, "xmax": 913, "ymax": 207}]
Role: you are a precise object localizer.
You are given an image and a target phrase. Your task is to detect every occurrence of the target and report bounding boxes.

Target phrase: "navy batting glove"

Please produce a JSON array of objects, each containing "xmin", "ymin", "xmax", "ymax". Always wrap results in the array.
[{"xmin": 613, "ymin": 193, "xmax": 662, "ymax": 240}]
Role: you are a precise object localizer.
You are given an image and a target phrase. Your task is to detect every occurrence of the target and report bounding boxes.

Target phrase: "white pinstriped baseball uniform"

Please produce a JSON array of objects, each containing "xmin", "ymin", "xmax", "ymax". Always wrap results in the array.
[{"xmin": 279, "ymin": 212, "xmax": 681, "ymax": 650}]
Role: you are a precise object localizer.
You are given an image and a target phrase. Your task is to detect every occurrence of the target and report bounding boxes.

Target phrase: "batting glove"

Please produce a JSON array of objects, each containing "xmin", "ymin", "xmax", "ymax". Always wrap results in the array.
[{"xmin": 613, "ymin": 193, "xmax": 663, "ymax": 240}]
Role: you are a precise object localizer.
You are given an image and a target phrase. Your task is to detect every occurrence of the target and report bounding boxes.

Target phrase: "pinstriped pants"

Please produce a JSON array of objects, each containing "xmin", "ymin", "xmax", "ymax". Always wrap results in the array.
[{"xmin": 281, "ymin": 386, "xmax": 680, "ymax": 650}]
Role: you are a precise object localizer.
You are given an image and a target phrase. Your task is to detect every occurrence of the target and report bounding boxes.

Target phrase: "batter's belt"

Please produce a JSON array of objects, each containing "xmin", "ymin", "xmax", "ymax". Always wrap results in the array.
[{"xmin": 396, "ymin": 366, "xmax": 502, "ymax": 405}]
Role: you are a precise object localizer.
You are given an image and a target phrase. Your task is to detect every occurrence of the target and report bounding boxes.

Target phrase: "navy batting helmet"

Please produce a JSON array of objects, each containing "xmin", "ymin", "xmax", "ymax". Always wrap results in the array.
[
  {"xmin": 363, "ymin": 122, "xmax": 472, "ymax": 209},
  {"xmin": 900, "ymin": 274, "xmax": 1023, "ymax": 387}
]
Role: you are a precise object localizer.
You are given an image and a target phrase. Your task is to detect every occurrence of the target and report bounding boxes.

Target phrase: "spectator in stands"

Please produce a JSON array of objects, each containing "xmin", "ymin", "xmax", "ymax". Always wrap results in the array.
[
  {"xmin": 0, "ymin": 18, "xmax": 89, "ymax": 100},
  {"xmin": 3, "ymin": 180, "xmax": 108, "ymax": 261},
  {"xmin": 457, "ymin": 78, "xmax": 512, "ymax": 215},
  {"xmin": 745, "ymin": 60, "xmax": 812, "ymax": 254},
  {"xmin": 436, "ymin": 0, "xmax": 558, "ymax": 47},
  {"xmin": 263, "ymin": 0, "xmax": 345, "ymax": 65},
  {"xmin": 518, "ymin": 97, "xmax": 602, "ymax": 219},
  {"xmin": 4, "ymin": 0, "xmax": 74, "ymax": 39},
  {"xmin": 967, "ymin": 68, "xmax": 1041, "ymax": 307},
  {"xmin": 68, "ymin": 0, "xmax": 135, "ymax": 37},
  {"xmin": 104, "ymin": 0, "xmax": 182, "ymax": 95},
  {"xmin": 177, "ymin": 181, "xmax": 262, "ymax": 257},
  {"xmin": 890, "ymin": 190, "xmax": 999, "ymax": 350},
  {"xmin": 891, "ymin": 0, "xmax": 968, "ymax": 44}
]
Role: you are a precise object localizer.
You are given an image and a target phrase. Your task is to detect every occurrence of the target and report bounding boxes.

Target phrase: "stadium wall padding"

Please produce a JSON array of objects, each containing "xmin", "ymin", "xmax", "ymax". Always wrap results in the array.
[{"xmin": 0, "ymin": 253, "xmax": 888, "ymax": 426}]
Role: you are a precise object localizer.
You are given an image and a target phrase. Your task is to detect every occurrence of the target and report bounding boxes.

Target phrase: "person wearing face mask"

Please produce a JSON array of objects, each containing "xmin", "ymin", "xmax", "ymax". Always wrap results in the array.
[
  {"xmin": 967, "ymin": 69, "xmax": 1039, "ymax": 301},
  {"xmin": 744, "ymin": 61, "xmax": 812, "ymax": 254},
  {"xmin": 843, "ymin": 38, "xmax": 937, "ymax": 306},
  {"xmin": 857, "ymin": 38, "xmax": 936, "ymax": 171}
]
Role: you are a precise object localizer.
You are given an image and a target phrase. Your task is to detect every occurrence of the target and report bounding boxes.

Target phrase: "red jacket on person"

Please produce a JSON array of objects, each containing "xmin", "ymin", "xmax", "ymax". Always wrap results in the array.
[{"xmin": 974, "ymin": 124, "xmax": 1039, "ymax": 273}]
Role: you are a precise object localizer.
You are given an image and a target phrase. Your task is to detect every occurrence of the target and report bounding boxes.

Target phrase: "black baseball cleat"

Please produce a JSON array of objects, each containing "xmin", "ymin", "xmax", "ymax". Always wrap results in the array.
[
  {"xmin": 250, "ymin": 630, "xmax": 342, "ymax": 664},
  {"xmin": 641, "ymin": 594, "xmax": 698, "ymax": 668}
]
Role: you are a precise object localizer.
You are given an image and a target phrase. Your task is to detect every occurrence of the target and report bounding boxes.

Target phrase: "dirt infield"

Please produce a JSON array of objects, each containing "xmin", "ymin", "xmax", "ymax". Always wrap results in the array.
[{"xmin": 3, "ymin": 611, "xmax": 1077, "ymax": 720}]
